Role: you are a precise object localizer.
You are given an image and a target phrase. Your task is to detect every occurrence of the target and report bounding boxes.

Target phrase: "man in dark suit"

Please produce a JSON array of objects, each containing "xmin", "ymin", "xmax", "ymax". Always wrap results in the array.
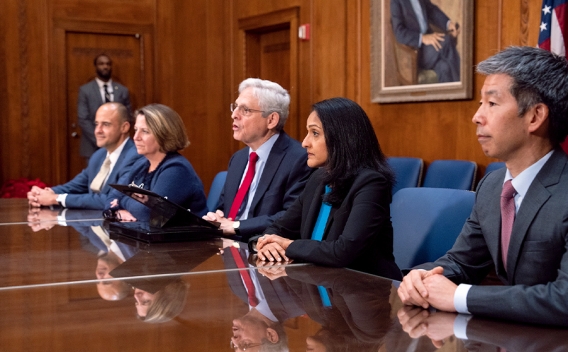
[
  {"xmin": 390, "ymin": 0, "xmax": 460, "ymax": 83},
  {"xmin": 203, "ymin": 78, "xmax": 312, "ymax": 241},
  {"xmin": 28, "ymin": 102, "xmax": 141, "ymax": 209},
  {"xmin": 78, "ymin": 54, "xmax": 131, "ymax": 159},
  {"xmin": 398, "ymin": 46, "xmax": 568, "ymax": 327}
]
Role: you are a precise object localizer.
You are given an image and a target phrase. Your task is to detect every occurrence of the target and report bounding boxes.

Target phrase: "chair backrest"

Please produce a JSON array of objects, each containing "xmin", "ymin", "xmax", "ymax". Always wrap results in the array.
[
  {"xmin": 387, "ymin": 157, "xmax": 424, "ymax": 195},
  {"xmin": 485, "ymin": 161, "xmax": 506, "ymax": 175},
  {"xmin": 207, "ymin": 171, "xmax": 228, "ymax": 212},
  {"xmin": 423, "ymin": 160, "xmax": 477, "ymax": 191},
  {"xmin": 391, "ymin": 187, "xmax": 475, "ymax": 269}
]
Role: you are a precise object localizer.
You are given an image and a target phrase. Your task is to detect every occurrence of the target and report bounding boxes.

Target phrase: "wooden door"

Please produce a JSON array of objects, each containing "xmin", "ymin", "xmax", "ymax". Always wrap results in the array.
[
  {"xmin": 238, "ymin": 8, "xmax": 300, "ymax": 141},
  {"xmin": 66, "ymin": 32, "xmax": 144, "ymax": 179}
]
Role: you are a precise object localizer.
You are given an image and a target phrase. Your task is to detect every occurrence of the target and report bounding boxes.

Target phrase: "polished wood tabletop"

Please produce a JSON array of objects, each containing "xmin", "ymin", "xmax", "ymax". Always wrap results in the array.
[{"xmin": 1, "ymin": 199, "xmax": 566, "ymax": 351}]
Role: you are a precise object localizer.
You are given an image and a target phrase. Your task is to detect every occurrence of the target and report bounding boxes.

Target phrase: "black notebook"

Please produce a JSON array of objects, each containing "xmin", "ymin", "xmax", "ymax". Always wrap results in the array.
[{"xmin": 107, "ymin": 184, "xmax": 221, "ymax": 243}]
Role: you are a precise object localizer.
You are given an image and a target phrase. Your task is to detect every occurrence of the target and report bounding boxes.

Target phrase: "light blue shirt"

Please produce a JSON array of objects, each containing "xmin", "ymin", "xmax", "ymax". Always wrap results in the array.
[
  {"xmin": 454, "ymin": 150, "xmax": 554, "ymax": 315},
  {"xmin": 238, "ymin": 133, "xmax": 279, "ymax": 220}
]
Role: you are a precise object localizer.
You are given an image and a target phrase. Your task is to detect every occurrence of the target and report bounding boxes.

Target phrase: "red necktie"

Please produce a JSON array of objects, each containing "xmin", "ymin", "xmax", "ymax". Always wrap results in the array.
[
  {"xmin": 228, "ymin": 152, "xmax": 259, "ymax": 220},
  {"xmin": 230, "ymin": 247, "xmax": 258, "ymax": 306},
  {"xmin": 500, "ymin": 180, "xmax": 516, "ymax": 269}
]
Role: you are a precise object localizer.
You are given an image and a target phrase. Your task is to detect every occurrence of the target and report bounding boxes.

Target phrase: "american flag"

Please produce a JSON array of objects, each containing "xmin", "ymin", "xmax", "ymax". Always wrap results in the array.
[
  {"xmin": 538, "ymin": 0, "xmax": 568, "ymax": 54},
  {"xmin": 538, "ymin": 0, "xmax": 568, "ymax": 153}
]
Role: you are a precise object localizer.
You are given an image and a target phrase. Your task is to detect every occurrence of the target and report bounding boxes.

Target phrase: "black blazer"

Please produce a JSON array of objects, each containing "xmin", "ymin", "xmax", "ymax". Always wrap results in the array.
[
  {"xmin": 218, "ymin": 132, "xmax": 312, "ymax": 240},
  {"xmin": 259, "ymin": 168, "xmax": 402, "ymax": 279}
]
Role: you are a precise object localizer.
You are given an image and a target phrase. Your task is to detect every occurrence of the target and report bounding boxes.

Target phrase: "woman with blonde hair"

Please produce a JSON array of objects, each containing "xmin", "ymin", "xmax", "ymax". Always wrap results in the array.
[{"xmin": 108, "ymin": 103, "xmax": 207, "ymax": 220}]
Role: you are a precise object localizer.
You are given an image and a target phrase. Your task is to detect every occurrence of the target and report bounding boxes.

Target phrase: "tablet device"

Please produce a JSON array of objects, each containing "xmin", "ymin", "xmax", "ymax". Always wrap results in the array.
[{"xmin": 107, "ymin": 184, "xmax": 222, "ymax": 243}]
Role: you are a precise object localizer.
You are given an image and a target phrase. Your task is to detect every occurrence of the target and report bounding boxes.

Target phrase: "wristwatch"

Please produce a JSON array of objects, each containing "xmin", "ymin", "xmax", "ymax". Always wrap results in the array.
[{"xmin": 233, "ymin": 221, "xmax": 241, "ymax": 235}]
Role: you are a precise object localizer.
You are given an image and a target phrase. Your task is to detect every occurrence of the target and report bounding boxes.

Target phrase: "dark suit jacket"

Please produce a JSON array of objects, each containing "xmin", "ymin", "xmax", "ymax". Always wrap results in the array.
[
  {"xmin": 416, "ymin": 149, "xmax": 568, "ymax": 327},
  {"xmin": 218, "ymin": 132, "xmax": 312, "ymax": 240},
  {"xmin": 52, "ymin": 138, "xmax": 141, "ymax": 209},
  {"xmin": 77, "ymin": 79, "xmax": 131, "ymax": 157},
  {"xmin": 390, "ymin": 0, "xmax": 450, "ymax": 49},
  {"xmin": 259, "ymin": 168, "xmax": 402, "ymax": 279}
]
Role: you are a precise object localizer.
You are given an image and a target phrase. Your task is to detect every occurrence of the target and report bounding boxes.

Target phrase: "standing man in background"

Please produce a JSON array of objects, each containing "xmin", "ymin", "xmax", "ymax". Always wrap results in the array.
[
  {"xmin": 78, "ymin": 53, "xmax": 131, "ymax": 160},
  {"xmin": 203, "ymin": 78, "xmax": 312, "ymax": 241}
]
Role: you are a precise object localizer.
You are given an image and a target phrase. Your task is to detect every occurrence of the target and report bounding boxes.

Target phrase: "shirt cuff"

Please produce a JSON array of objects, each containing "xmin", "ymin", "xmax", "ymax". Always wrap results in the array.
[
  {"xmin": 418, "ymin": 33, "xmax": 423, "ymax": 47},
  {"xmin": 56, "ymin": 193, "xmax": 68, "ymax": 208},
  {"xmin": 57, "ymin": 208, "xmax": 68, "ymax": 226},
  {"xmin": 453, "ymin": 314, "xmax": 473, "ymax": 339},
  {"xmin": 454, "ymin": 284, "xmax": 472, "ymax": 314}
]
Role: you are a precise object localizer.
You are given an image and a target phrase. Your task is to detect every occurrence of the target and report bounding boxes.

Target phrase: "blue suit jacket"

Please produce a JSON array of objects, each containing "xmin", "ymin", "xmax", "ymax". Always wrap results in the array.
[
  {"xmin": 52, "ymin": 138, "xmax": 141, "ymax": 209},
  {"xmin": 77, "ymin": 79, "xmax": 131, "ymax": 157},
  {"xmin": 218, "ymin": 132, "xmax": 312, "ymax": 240}
]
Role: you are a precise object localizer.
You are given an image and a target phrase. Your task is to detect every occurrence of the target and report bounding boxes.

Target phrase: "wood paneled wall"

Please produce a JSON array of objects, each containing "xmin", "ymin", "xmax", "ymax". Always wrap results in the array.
[{"xmin": 0, "ymin": 0, "xmax": 543, "ymax": 191}]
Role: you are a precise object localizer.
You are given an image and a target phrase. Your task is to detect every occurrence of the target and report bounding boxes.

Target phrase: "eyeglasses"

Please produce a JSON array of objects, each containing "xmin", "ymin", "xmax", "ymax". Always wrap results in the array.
[
  {"xmin": 230, "ymin": 103, "xmax": 265, "ymax": 116},
  {"xmin": 229, "ymin": 340, "xmax": 265, "ymax": 350}
]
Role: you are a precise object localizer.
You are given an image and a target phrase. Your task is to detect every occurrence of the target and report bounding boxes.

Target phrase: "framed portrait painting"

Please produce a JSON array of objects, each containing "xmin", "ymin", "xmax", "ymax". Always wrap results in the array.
[{"xmin": 371, "ymin": 0, "xmax": 473, "ymax": 103}]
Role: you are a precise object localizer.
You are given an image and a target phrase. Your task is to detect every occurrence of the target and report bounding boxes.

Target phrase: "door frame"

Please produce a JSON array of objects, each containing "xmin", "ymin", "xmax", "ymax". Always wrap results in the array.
[{"xmin": 233, "ymin": 7, "xmax": 301, "ymax": 141}]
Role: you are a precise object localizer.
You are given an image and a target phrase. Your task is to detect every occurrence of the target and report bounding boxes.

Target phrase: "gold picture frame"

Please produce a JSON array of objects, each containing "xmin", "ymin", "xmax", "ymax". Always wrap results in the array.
[{"xmin": 371, "ymin": 0, "xmax": 473, "ymax": 103}]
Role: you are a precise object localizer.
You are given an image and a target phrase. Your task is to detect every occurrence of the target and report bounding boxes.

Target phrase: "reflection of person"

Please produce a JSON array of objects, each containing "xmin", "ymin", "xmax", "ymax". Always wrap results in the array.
[
  {"xmin": 27, "ymin": 103, "xmax": 141, "ymax": 209},
  {"xmin": 223, "ymin": 246, "xmax": 302, "ymax": 351},
  {"xmin": 397, "ymin": 306, "xmax": 568, "ymax": 351},
  {"xmin": 78, "ymin": 54, "xmax": 131, "ymax": 159},
  {"xmin": 253, "ymin": 98, "xmax": 401, "ymax": 279},
  {"xmin": 390, "ymin": 0, "xmax": 460, "ymax": 83},
  {"xmin": 134, "ymin": 280, "xmax": 189, "ymax": 323},
  {"xmin": 398, "ymin": 47, "xmax": 568, "ymax": 327},
  {"xmin": 107, "ymin": 104, "xmax": 208, "ymax": 221},
  {"xmin": 282, "ymin": 266, "xmax": 393, "ymax": 352},
  {"xmin": 203, "ymin": 78, "xmax": 312, "ymax": 241}
]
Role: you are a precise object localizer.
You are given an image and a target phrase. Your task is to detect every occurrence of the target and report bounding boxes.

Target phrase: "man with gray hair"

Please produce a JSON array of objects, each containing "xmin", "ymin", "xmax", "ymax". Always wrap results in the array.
[
  {"xmin": 204, "ymin": 78, "xmax": 311, "ymax": 241},
  {"xmin": 398, "ymin": 46, "xmax": 568, "ymax": 327}
]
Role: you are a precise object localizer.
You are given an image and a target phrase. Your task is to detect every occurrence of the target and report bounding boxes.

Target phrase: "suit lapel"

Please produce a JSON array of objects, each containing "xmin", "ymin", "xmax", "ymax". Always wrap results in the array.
[
  {"xmin": 249, "ymin": 133, "xmax": 289, "ymax": 213},
  {"xmin": 90, "ymin": 80, "xmax": 104, "ymax": 105},
  {"xmin": 304, "ymin": 181, "xmax": 326, "ymax": 239},
  {"xmin": 507, "ymin": 150, "xmax": 565, "ymax": 279}
]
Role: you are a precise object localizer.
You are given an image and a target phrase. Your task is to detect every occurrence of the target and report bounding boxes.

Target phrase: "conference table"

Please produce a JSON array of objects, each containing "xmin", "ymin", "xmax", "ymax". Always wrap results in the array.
[{"xmin": 1, "ymin": 199, "xmax": 566, "ymax": 351}]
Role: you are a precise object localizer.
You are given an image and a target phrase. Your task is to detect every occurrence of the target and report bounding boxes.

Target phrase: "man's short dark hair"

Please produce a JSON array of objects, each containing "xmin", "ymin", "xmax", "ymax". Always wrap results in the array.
[
  {"xmin": 93, "ymin": 54, "xmax": 111, "ymax": 66},
  {"xmin": 476, "ymin": 46, "xmax": 568, "ymax": 146}
]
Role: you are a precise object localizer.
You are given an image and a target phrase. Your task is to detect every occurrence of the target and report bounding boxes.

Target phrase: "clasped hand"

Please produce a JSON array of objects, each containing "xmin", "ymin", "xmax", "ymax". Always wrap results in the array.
[
  {"xmin": 255, "ymin": 234, "xmax": 293, "ymax": 262},
  {"xmin": 397, "ymin": 305, "xmax": 457, "ymax": 349},
  {"xmin": 397, "ymin": 266, "xmax": 457, "ymax": 312}
]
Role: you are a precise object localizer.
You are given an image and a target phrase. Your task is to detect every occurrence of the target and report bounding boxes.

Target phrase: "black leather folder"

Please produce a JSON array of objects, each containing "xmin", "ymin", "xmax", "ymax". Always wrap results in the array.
[{"xmin": 107, "ymin": 184, "xmax": 221, "ymax": 243}]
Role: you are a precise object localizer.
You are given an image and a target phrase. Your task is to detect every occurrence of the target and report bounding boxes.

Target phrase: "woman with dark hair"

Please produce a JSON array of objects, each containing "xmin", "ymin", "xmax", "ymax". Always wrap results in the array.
[
  {"xmin": 108, "ymin": 103, "xmax": 207, "ymax": 221},
  {"xmin": 254, "ymin": 97, "xmax": 401, "ymax": 279}
]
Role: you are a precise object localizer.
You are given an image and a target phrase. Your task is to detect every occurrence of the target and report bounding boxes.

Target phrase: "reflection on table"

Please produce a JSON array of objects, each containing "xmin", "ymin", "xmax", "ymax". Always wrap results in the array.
[{"xmin": 0, "ymin": 199, "xmax": 566, "ymax": 351}]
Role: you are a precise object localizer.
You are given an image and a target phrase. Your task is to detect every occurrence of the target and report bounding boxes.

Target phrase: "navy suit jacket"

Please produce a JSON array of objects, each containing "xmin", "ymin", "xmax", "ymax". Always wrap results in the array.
[
  {"xmin": 77, "ymin": 79, "xmax": 131, "ymax": 157},
  {"xmin": 258, "ymin": 168, "xmax": 401, "ymax": 280},
  {"xmin": 390, "ymin": 0, "xmax": 449, "ymax": 49},
  {"xmin": 218, "ymin": 132, "xmax": 312, "ymax": 240},
  {"xmin": 415, "ymin": 149, "xmax": 568, "ymax": 327},
  {"xmin": 52, "ymin": 138, "xmax": 141, "ymax": 209}
]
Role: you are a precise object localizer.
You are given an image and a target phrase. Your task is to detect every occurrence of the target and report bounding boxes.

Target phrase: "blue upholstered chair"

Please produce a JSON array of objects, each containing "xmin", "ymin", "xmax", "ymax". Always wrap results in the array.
[
  {"xmin": 387, "ymin": 157, "xmax": 423, "ymax": 195},
  {"xmin": 422, "ymin": 159, "xmax": 477, "ymax": 191},
  {"xmin": 207, "ymin": 171, "xmax": 227, "ymax": 212},
  {"xmin": 485, "ymin": 161, "xmax": 506, "ymax": 175},
  {"xmin": 391, "ymin": 187, "xmax": 475, "ymax": 269}
]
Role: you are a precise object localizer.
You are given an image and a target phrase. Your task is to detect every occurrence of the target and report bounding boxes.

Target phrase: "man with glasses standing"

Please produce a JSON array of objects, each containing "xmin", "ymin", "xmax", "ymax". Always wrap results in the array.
[{"xmin": 203, "ymin": 78, "xmax": 311, "ymax": 241}]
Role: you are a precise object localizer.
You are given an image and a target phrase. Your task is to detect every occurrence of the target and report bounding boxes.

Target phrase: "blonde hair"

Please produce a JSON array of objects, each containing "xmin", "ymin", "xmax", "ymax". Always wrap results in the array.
[
  {"xmin": 142, "ymin": 280, "xmax": 189, "ymax": 323},
  {"xmin": 135, "ymin": 104, "xmax": 190, "ymax": 152}
]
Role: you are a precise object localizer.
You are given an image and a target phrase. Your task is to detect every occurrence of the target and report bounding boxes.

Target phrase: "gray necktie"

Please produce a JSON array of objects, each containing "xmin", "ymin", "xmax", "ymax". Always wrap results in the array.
[{"xmin": 90, "ymin": 156, "xmax": 111, "ymax": 192}]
